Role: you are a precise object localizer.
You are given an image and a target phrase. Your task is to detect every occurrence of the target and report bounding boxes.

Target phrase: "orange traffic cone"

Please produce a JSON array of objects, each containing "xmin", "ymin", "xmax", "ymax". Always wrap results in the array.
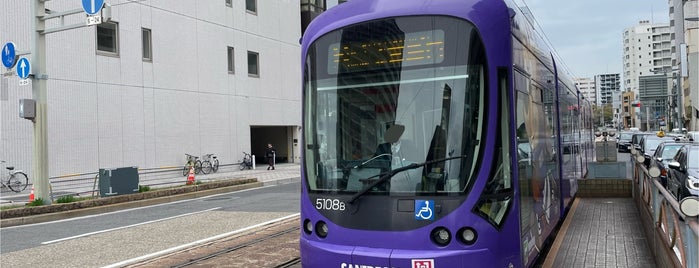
[
  {"xmin": 186, "ymin": 167, "xmax": 195, "ymax": 185},
  {"xmin": 29, "ymin": 185, "xmax": 35, "ymax": 202}
]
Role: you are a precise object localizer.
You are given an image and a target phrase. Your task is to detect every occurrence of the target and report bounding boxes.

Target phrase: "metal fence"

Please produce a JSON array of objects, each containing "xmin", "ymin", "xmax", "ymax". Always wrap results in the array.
[
  {"xmin": 0, "ymin": 162, "xmax": 244, "ymax": 198},
  {"xmin": 631, "ymin": 150, "xmax": 698, "ymax": 268}
]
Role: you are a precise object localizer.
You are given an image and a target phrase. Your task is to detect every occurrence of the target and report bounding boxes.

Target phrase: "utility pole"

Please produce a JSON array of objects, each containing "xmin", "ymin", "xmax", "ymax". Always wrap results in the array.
[
  {"xmin": 26, "ymin": 0, "xmax": 110, "ymax": 204},
  {"xmin": 646, "ymin": 106, "xmax": 651, "ymax": 131},
  {"xmin": 30, "ymin": 0, "xmax": 50, "ymax": 204},
  {"xmin": 678, "ymin": 43, "xmax": 687, "ymax": 132}
]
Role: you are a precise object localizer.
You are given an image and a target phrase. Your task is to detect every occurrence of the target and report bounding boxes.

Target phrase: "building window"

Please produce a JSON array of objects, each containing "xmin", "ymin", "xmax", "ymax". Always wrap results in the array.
[
  {"xmin": 226, "ymin": 0, "xmax": 232, "ymax": 7},
  {"xmin": 97, "ymin": 21, "xmax": 119, "ymax": 55},
  {"xmin": 142, "ymin": 28, "xmax": 152, "ymax": 61},
  {"xmin": 227, "ymin": 47, "xmax": 235, "ymax": 74},
  {"xmin": 246, "ymin": 0, "xmax": 257, "ymax": 14},
  {"xmin": 301, "ymin": 0, "xmax": 326, "ymax": 12},
  {"xmin": 247, "ymin": 51, "xmax": 259, "ymax": 77}
]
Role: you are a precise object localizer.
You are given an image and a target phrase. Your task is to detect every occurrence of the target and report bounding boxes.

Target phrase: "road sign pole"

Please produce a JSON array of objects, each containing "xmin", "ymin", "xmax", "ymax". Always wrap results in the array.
[{"xmin": 31, "ymin": 0, "xmax": 50, "ymax": 204}]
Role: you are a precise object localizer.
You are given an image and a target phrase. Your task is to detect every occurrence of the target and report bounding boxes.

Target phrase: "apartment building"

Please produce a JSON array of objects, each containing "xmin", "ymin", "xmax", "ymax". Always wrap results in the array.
[{"xmin": 622, "ymin": 21, "xmax": 673, "ymax": 95}]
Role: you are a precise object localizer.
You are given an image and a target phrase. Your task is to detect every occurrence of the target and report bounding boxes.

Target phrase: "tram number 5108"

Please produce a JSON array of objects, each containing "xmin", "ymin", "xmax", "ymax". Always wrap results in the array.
[{"xmin": 315, "ymin": 198, "xmax": 346, "ymax": 211}]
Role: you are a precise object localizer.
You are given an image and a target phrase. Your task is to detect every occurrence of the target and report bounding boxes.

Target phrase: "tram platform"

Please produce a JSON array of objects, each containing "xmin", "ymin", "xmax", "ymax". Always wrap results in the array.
[
  {"xmin": 542, "ymin": 152, "xmax": 698, "ymax": 268},
  {"xmin": 542, "ymin": 197, "xmax": 656, "ymax": 267}
]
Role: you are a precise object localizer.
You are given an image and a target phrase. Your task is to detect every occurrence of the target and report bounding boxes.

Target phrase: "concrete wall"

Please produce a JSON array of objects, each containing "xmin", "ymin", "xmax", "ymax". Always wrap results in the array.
[{"xmin": 0, "ymin": 0, "xmax": 301, "ymax": 181}]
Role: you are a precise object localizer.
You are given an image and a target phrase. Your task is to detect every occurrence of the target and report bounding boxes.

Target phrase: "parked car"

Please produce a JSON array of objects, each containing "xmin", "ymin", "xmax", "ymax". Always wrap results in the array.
[
  {"xmin": 639, "ymin": 134, "xmax": 677, "ymax": 167},
  {"xmin": 666, "ymin": 144, "xmax": 699, "ymax": 200},
  {"xmin": 616, "ymin": 131, "xmax": 635, "ymax": 152},
  {"xmin": 631, "ymin": 132, "xmax": 651, "ymax": 153},
  {"xmin": 686, "ymin": 131, "xmax": 699, "ymax": 142},
  {"xmin": 650, "ymin": 141, "xmax": 690, "ymax": 187}
]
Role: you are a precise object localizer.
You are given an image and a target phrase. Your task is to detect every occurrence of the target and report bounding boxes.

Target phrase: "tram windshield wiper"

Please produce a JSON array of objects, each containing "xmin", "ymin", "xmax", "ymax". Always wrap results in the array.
[{"xmin": 347, "ymin": 155, "xmax": 467, "ymax": 204}]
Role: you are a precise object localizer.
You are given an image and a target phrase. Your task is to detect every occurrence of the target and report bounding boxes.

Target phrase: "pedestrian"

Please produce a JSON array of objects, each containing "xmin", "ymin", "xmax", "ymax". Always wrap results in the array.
[{"xmin": 265, "ymin": 143, "xmax": 276, "ymax": 170}]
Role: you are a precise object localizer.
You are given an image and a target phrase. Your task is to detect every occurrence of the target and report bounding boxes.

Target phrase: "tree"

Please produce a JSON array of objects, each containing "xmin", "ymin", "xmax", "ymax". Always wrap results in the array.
[{"xmin": 592, "ymin": 104, "xmax": 613, "ymax": 128}]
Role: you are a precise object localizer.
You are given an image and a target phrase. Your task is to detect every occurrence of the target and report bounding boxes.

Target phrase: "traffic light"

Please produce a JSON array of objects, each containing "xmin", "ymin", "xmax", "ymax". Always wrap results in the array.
[{"xmin": 631, "ymin": 102, "xmax": 641, "ymax": 107}]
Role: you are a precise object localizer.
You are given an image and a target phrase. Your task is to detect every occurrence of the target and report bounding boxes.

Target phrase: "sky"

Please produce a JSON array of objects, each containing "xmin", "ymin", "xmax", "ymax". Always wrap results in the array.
[{"xmin": 524, "ymin": 0, "xmax": 670, "ymax": 79}]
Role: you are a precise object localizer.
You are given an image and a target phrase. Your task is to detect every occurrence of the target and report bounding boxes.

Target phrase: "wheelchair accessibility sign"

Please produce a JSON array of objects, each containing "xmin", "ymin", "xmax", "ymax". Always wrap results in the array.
[{"xmin": 415, "ymin": 200, "xmax": 434, "ymax": 221}]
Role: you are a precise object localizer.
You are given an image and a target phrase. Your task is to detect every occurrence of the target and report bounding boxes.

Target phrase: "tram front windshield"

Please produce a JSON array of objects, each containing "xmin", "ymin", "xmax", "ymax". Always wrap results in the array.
[{"xmin": 303, "ymin": 16, "xmax": 486, "ymax": 196}]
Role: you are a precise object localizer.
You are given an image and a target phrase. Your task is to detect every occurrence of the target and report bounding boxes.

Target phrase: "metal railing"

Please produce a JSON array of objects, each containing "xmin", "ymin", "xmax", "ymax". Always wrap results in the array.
[
  {"xmin": 43, "ymin": 162, "xmax": 245, "ymax": 200},
  {"xmin": 631, "ymin": 150, "xmax": 698, "ymax": 268}
]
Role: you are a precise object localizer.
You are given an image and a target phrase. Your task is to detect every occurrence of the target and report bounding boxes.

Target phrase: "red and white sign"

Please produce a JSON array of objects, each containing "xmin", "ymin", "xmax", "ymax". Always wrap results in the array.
[{"xmin": 411, "ymin": 259, "xmax": 434, "ymax": 268}]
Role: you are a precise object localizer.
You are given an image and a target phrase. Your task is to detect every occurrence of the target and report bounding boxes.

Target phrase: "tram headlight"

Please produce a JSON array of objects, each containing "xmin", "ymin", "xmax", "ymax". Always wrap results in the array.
[
  {"xmin": 315, "ymin": 221, "xmax": 329, "ymax": 238},
  {"xmin": 457, "ymin": 227, "xmax": 478, "ymax": 245},
  {"xmin": 303, "ymin": 219, "xmax": 313, "ymax": 235},
  {"xmin": 430, "ymin": 227, "xmax": 451, "ymax": 246}
]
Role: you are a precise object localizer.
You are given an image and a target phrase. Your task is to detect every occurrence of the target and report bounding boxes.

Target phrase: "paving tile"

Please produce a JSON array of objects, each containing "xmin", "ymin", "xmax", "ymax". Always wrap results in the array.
[{"xmin": 551, "ymin": 198, "xmax": 657, "ymax": 267}]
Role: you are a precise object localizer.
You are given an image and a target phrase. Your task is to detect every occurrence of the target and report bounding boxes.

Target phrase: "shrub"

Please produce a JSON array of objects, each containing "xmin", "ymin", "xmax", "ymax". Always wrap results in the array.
[
  {"xmin": 139, "ymin": 185, "xmax": 151, "ymax": 192},
  {"xmin": 27, "ymin": 198, "xmax": 45, "ymax": 207},
  {"xmin": 56, "ymin": 195, "xmax": 77, "ymax": 203}
]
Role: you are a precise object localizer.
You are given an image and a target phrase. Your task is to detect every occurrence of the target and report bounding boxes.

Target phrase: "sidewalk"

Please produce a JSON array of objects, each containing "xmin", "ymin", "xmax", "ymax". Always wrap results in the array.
[{"xmin": 201, "ymin": 162, "xmax": 301, "ymax": 186}]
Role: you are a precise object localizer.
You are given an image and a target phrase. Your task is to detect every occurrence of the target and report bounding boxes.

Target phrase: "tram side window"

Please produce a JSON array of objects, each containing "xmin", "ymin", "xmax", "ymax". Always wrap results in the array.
[{"xmin": 474, "ymin": 69, "xmax": 512, "ymax": 228}]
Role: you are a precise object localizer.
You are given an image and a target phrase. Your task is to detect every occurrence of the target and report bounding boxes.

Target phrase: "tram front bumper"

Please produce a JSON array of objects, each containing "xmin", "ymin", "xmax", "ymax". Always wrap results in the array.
[{"xmin": 300, "ymin": 238, "xmax": 497, "ymax": 268}]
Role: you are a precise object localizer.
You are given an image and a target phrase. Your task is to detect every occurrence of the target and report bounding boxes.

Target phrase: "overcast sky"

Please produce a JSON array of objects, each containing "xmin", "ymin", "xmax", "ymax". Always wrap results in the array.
[{"xmin": 524, "ymin": 0, "xmax": 670, "ymax": 79}]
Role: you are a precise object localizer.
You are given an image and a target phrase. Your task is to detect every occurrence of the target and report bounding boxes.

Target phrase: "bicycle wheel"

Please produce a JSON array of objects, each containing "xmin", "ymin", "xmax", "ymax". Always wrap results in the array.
[
  {"xmin": 239, "ymin": 160, "xmax": 246, "ymax": 170},
  {"xmin": 201, "ymin": 160, "xmax": 212, "ymax": 174},
  {"xmin": 194, "ymin": 160, "xmax": 203, "ymax": 174},
  {"xmin": 213, "ymin": 159, "xmax": 220, "ymax": 173},
  {"xmin": 8, "ymin": 172, "xmax": 28, "ymax": 193}
]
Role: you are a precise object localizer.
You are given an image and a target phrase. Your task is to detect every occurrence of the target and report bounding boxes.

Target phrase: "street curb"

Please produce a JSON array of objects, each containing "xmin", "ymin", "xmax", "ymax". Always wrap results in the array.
[{"xmin": 0, "ymin": 180, "xmax": 263, "ymax": 228}]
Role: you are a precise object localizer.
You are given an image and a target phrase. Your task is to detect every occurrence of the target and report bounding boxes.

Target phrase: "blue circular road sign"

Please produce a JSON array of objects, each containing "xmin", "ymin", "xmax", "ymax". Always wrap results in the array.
[
  {"xmin": 2, "ymin": 42, "xmax": 16, "ymax": 68},
  {"xmin": 16, "ymin": 58, "xmax": 30, "ymax": 79},
  {"xmin": 82, "ymin": 0, "xmax": 105, "ymax": 15}
]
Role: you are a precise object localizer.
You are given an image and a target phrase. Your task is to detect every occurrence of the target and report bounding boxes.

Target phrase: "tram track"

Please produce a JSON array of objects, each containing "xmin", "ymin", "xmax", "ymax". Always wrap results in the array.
[{"xmin": 126, "ymin": 216, "xmax": 301, "ymax": 267}]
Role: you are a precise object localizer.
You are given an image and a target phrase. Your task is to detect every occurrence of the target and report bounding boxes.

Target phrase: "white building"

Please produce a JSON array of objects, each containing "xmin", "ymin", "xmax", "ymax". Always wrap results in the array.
[
  {"xmin": 622, "ymin": 21, "xmax": 673, "ymax": 130},
  {"xmin": 0, "ymin": 1, "xmax": 302, "ymax": 181},
  {"xmin": 574, "ymin": 77, "xmax": 596, "ymax": 104},
  {"xmin": 595, "ymin": 73, "xmax": 621, "ymax": 106},
  {"xmin": 622, "ymin": 21, "xmax": 673, "ymax": 95}
]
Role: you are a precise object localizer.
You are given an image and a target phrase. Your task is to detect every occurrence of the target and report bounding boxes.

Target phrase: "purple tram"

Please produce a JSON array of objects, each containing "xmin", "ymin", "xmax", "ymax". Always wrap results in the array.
[{"xmin": 299, "ymin": 0, "xmax": 593, "ymax": 267}]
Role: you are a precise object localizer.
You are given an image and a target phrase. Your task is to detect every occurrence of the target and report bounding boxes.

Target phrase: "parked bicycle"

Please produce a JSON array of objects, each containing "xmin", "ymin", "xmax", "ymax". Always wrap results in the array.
[
  {"xmin": 183, "ymin": 153, "xmax": 203, "ymax": 176},
  {"xmin": 200, "ymin": 153, "xmax": 219, "ymax": 174},
  {"xmin": 239, "ymin": 152, "xmax": 253, "ymax": 170},
  {"xmin": 1, "ymin": 160, "xmax": 29, "ymax": 193}
]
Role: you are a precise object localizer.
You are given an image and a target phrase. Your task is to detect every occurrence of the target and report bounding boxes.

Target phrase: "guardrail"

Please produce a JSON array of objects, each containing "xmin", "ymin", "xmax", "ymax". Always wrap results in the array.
[
  {"xmin": 630, "ymin": 150, "xmax": 698, "ymax": 268},
  {"xmin": 41, "ymin": 163, "xmax": 243, "ymax": 200}
]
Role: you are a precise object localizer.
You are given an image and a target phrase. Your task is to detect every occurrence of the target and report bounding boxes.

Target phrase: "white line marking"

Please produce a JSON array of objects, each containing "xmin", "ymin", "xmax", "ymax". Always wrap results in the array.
[
  {"xmin": 41, "ymin": 207, "xmax": 221, "ymax": 245},
  {"xmin": 102, "ymin": 213, "xmax": 300, "ymax": 268},
  {"xmin": 1, "ymin": 184, "xmax": 284, "ymax": 229}
]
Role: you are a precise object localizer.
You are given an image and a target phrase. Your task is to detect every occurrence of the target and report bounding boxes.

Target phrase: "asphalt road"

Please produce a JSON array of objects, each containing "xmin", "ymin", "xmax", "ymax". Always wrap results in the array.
[{"xmin": 0, "ymin": 181, "xmax": 300, "ymax": 267}]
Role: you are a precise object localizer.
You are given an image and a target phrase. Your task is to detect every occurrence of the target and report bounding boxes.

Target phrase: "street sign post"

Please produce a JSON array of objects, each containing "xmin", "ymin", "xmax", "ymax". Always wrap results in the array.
[
  {"xmin": 2, "ymin": 42, "xmax": 17, "ymax": 68},
  {"xmin": 82, "ymin": 0, "xmax": 105, "ymax": 15}
]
